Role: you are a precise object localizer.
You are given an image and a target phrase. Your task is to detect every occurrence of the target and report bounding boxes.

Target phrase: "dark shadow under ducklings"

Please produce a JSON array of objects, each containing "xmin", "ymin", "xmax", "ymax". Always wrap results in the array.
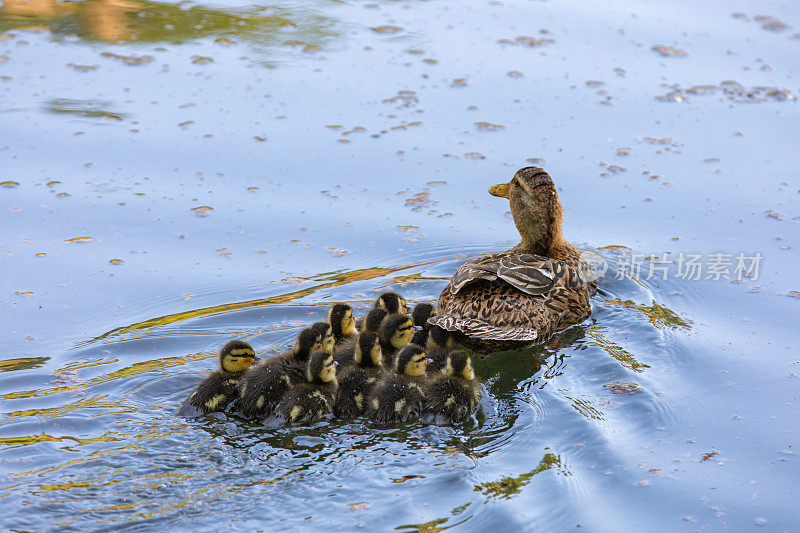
[
  {"xmin": 334, "ymin": 332, "xmax": 387, "ymax": 420},
  {"xmin": 268, "ymin": 351, "xmax": 338, "ymax": 425},
  {"xmin": 366, "ymin": 344, "xmax": 428, "ymax": 427},
  {"xmin": 235, "ymin": 328, "xmax": 323, "ymax": 420},
  {"xmin": 178, "ymin": 340, "xmax": 257, "ymax": 417}
]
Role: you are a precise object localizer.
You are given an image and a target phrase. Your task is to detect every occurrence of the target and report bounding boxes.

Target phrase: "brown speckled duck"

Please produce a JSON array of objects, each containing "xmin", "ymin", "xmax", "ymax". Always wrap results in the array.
[{"xmin": 429, "ymin": 167, "xmax": 596, "ymax": 353}]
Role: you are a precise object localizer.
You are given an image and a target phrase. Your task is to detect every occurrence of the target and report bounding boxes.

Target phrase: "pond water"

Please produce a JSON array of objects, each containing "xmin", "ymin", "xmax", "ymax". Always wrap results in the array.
[{"xmin": 1, "ymin": 0, "xmax": 799, "ymax": 530}]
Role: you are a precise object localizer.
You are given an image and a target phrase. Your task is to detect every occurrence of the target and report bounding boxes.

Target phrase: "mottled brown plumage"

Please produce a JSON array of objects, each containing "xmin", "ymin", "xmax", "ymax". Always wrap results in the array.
[{"xmin": 430, "ymin": 167, "xmax": 596, "ymax": 353}]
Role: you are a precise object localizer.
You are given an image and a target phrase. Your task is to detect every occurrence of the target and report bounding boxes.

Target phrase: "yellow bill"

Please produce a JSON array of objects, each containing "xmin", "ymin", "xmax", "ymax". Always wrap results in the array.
[{"xmin": 489, "ymin": 183, "xmax": 510, "ymax": 198}]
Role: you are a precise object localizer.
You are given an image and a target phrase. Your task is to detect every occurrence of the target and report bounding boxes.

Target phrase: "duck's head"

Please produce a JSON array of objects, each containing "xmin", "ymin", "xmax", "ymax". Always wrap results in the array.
[
  {"xmin": 490, "ymin": 166, "xmax": 565, "ymax": 255},
  {"xmin": 294, "ymin": 328, "xmax": 324, "ymax": 362},
  {"xmin": 380, "ymin": 314, "xmax": 415, "ymax": 350},
  {"xmin": 395, "ymin": 345, "xmax": 428, "ymax": 377},
  {"xmin": 442, "ymin": 351, "xmax": 475, "ymax": 381},
  {"xmin": 362, "ymin": 307, "xmax": 389, "ymax": 333},
  {"xmin": 411, "ymin": 303, "xmax": 436, "ymax": 329},
  {"xmin": 311, "ymin": 322, "xmax": 336, "ymax": 354},
  {"xmin": 375, "ymin": 292, "xmax": 409, "ymax": 315},
  {"xmin": 354, "ymin": 332, "xmax": 383, "ymax": 368},
  {"xmin": 426, "ymin": 325, "xmax": 455, "ymax": 353},
  {"xmin": 327, "ymin": 303, "xmax": 357, "ymax": 338},
  {"xmin": 306, "ymin": 351, "xmax": 337, "ymax": 384},
  {"xmin": 219, "ymin": 340, "xmax": 257, "ymax": 373}
]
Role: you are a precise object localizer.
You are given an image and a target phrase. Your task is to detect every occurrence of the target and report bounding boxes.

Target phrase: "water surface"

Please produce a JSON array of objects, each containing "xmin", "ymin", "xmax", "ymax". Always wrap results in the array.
[{"xmin": 1, "ymin": 0, "xmax": 799, "ymax": 530}]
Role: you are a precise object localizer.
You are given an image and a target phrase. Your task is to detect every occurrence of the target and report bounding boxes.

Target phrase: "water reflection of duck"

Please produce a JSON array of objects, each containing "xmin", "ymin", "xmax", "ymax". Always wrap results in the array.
[
  {"xmin": 430, "ymin": 167, "xmax": 596, "ymax": 353},
  {"xmin": 177, "ymin": 340, "xmax": 256, "ymax": 417},
  {"xmin": 269, "ymin": 351, "xmax": 338, "ymax": 424},
  {"xmin": 367, "ymin": 345, "xmax": 427, "ymax": 426},
  {"xmin": 423, "ymin": 351, "xmax": 481, "ymax": 424},
  {"xmin": 235, "ymin": 328, "xmax": 323, "ymax": 419}
]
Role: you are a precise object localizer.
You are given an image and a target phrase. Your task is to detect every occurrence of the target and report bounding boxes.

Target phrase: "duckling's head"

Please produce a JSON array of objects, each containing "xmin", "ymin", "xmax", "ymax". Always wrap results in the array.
[
  {"xmin": 426, "ymin": 325, "xmax": 456, "ymax": 353},
  {"xmin": 354, "ymin": 332, "xmax": 383, "ymax": 368},
  {"xmin": 307, "ymin": 351, "xmax": 337, "ymax": 384},
  {"xmin": 327, "ymin": 303, "xmax": 357, "ymax": 338},
  {"xmin": 380, "ymin": 314, "xmax": 415, "ymax": 350},
  {"xmin": 411, "ymin": 303, "xmax": 436, "ymax": 329},
  {"xmin": 294, "ymin": 328, "xmax": 324, "ymax": 362},
  {"xmin": 219, "ymin": 340, "xmax": 257, "ymax": 373},
  {"xmin": 362, "ymin": 307, "xmax": 389, "ymax": 333},
  {"xmin": 489, "ymin": 167, "xmax": 564, "ymax": 255},
  {"xmin": 443, "ymin": 351, "xmax": 475, "ymax": 380},
  {"xmin": 311, "ymin": 322, "xmax": 336, "ymax": 354},
  {"xmin": 375, "ymin": 292, "xmax": 409, "ymax": 315},
  {"xmin": 395, "ymin": 345, "xmax": 428, "ymax": 377}
]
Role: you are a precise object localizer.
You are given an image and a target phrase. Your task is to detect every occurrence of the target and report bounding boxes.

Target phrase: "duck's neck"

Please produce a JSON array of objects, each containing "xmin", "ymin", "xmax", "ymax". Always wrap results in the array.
[{"xmin": 510, "ymin": 232, "xmax": 574, "ymax": 260}]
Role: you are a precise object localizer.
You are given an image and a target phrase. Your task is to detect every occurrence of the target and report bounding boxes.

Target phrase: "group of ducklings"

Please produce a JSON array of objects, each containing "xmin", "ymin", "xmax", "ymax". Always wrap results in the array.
[{"xmin": 178, "ymin": 292, "xmax": 481, "ymax": 426}]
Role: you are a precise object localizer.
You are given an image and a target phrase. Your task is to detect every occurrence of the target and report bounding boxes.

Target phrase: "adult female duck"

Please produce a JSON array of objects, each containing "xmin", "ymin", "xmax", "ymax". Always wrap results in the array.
[{"xmin": 429, "ymin": 167, "xmax": 596, "ymax": 353}]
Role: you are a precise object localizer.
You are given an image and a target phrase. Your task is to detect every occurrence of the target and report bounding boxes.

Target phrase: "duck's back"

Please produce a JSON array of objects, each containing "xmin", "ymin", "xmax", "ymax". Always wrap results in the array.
[
  {"xmin": 334, "ymin": 366, "xmax": 384, "ymax": 419},
  {"xmin": 367, "ymin": 375, "xmax": 424, "ymax": 426},
  {"xmin": 178, "ymin": 370, "xmax": 240, "ymax": 417},
  {"xmin": 431, "ymin": 251, "xmax": 593, "ymax": 352},
  {"xmin": 236, "ymin": 356, "xmax": 305, "ymax": 419},
  {"xmin": 423, "ymin": 377, "xmax": 481, "ymax": 424},
  {"xmin": 270, "ymin": 381, "xmax": 336, "ymax": 424}
]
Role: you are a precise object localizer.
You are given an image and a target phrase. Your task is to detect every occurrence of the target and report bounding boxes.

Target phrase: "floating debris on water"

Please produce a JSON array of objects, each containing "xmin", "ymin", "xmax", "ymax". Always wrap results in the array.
[{"xmin": 651, "ymin": 45, "xmax": 688, "ymax": 57}]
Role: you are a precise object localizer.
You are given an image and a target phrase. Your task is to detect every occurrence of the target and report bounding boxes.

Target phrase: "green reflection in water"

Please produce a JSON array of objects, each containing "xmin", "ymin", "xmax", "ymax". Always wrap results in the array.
[
  {"xmin": 586, "ymin": 325, "xmax": 650, "ymax": 373},
  {"xmin": 601, "ymin": 297, "xmax": 692, "ymax": 330},
  {"xmin": 0, "ymin": 0, "xmax": 339, "ymax": 48},
  {"xmin": 45, "ymin": 98, "xmax": 127, "ymax": 120},
  {"xmin": 0, "ymin": 356, "xmax": 50, "ymax": 372},
  {"xmin": 474, "ymin": 452, "xmax": 565, "ymax": 499}
]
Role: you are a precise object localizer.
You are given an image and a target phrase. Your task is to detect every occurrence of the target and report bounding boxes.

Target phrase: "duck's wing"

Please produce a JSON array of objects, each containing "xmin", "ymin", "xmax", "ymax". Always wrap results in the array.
[{"xmin": 449, "ymin": 253, "xmax": 558, "ymax": 296}]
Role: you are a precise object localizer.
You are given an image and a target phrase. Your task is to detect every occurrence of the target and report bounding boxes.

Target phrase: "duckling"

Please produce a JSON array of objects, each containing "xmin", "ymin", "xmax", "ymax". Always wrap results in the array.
[
  {"xmin": 429, "ymin": 167, "xmax": 597, "ymax": 353},
  {"xmin": 375, "ymin": 292, "xmax": 409, "ymax": 315},
  {"xmin": 327, "ymin": 303, "xmax": 357, "ymax": 348},
  {"xmin": 423, "ymin": 351, "xmax": 481, "ymax": 424},
  {"xmin": 334, "ymin": 332, "xmax": 387, "ymax": 420},
  {"xmin": 424, "ymin": 325, "xmax": 457, "ymax": 375},
  {"xmin": 236, "ymin": 328, "xmax": 323, "ymax": 419},
  {"xmin": 366, "ymin": 345, "xmax": 428, "ymax": 426},
  {"xmin": 178, "ymin": 340, "xmax": 257, "ymax": 417},
  {"xmin": 311, "ymin": 321, "xmax": 336, "ymax": 355},
  {"xmin": 379, "ymin": 314, "xmax": 415, "ymax": 368},
  {"xmin": 359, "ymin": 307, "xmax": 389, "ymax": 334},
  {"xmin": 410, "ymin": 302, "xmax": 436, "ymax": 347},
  {"xmin": 269, "ymin": 351, "xmax": 338, "ymax": 424}
]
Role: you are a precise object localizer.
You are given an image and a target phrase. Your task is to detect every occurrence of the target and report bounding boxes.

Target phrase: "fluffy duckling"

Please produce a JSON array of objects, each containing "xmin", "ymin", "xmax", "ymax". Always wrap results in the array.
[
  {"xmin": 366, "ymin": 345, "xmax": 428, "ymax": 426},
  {"xmin": 269, "ymin": 351, "xmax": 338, "ymax": 424},
  {"xmin": 410, "ymin": 302, "xmax": 436, "ymax": 347},
  {"xmin": 375, "ymin": 292, "xmax": 409, "ymax": 315},
  {"xmin": 178, "ymin": 340, "xmax": 257, "ymax": 417},
  {"xmin": 236, "ymin": 328, "xmax": 323, "ymax": 419},
  {"xmin": 379, "ymin": 314, "xmax": 415, "ymax": 368},
  {"xmin": 359, "ymin": 307, "xmax": 389, "ymax": 334},
  {"xmin": 311, "ymin": 321, "xmax": 336, "ymax": 355},
  {"xmin": 334, "ymin": 332, "xmax": 387, "ymax": 420},
  {"xmin": 425, "ymin": 325, "xmax": 457, "ymax": 375},
  {"xmin": 423, "ymin": 351, "xmax": 481, "ymax": 424},
  {"xmin": 327, "ymin": 303, "xmax": 357, "ymax": 348}
]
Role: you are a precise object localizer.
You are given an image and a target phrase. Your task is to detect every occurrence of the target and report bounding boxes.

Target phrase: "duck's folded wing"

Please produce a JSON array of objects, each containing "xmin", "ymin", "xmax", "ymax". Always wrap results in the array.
[
  {"xmin": 449, "ymin": 253, "xmax": 557, "ymax": 296},
  {"xmin": 430, "ymin": 315, "xmax": 538, "ymax": 341}
]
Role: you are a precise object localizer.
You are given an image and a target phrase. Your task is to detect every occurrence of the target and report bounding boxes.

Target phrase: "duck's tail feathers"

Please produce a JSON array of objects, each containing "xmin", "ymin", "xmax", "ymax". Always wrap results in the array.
[{"xmin": 428, "ymin": 315, "xmax": 539, "ymax": 341}]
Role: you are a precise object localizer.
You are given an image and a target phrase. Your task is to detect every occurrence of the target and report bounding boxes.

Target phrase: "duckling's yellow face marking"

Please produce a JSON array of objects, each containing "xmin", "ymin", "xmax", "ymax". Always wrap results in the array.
[
  {"xmin": 320, "ymin": 327, "xmax": 335, "ymax": 354},
  {"xmin": 342, "ymin": 310, "xmax": 357, "ymax": 336},
  {"xmin": 370, "ymin": 343, "xmax": 383, "ymax": 367},
  {"xmin": 405, "ymin": 352, "xmax": 428, "ymax": 377},
  {"xmin": 442, "ymin": 357, "xmax": 454, "ymax": 378},
  {"xmin": 399, "ymin": 297, "xmax": 409, "ymax": 315},
  {"xmin": 391, "ymin": 319, "xmax": 415, "ymax": 349},
  {"xmin": 320, "ymin": 355, "xmax": 337, "ymax": 382},
  {"xmin": 310, "ymin": 340, "xmax": 325, "ymax": 354},
  {"xmin": 463, "ymin": 360, "xmax": 475, "ymax": 381},
  {"xmin": 221, "ymin": 347, "xmax": 256, "ymax": 373}
]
